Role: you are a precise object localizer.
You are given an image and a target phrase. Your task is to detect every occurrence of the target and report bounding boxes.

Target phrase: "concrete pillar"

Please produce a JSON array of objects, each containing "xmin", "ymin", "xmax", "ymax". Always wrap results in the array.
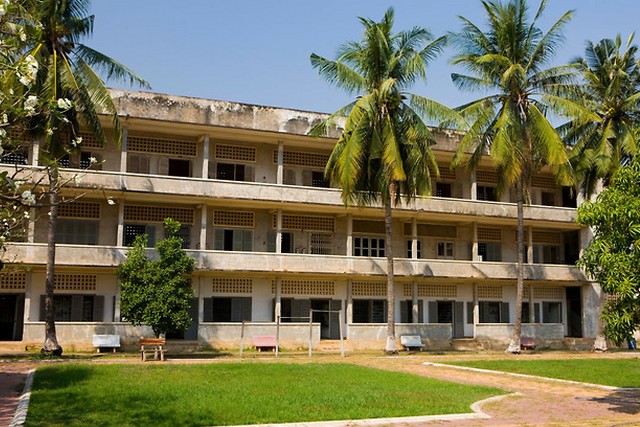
[
  {"xmin": 116, "ymin": 201, "xmax": 124, "ymax": 247},
  {"xmin": 119, "ymin": 126, "xmax": 128, "ymax": 173},
  {"xmin": 197, "ymin": 276, "xmax": 204, "ymax": 323},
  {"xmin": 114, "ymin": 280, "xmax": 121, "ymax": 322},
  {"xmin": 346, "ymin": 214, "xmax": 353, "ymax": 256},
  {"xmin": 27, "ymin": 208, "xmax": 36, "ymax": 243},
  {"xmin": 411, "ymin": 218, "xmax": 418, "ymax": 260},
  {"xmin": 412, "ymin": 282, "xmax": 419, "ymax": 323},
  {"xmin": 30, "ymin": 137, "xmax": 40, "ymax": 166},
  {"xmin": 470, "ymin": 169, "xmax": 477, "ymax": 200},
  {"xmin": 276, "ymin": 141, "xmax": 284, "ymax": 185},
  {"xmin": 528, "ymin": 285, "xmax": 534, "ymax": 323},
  {"xmin": 527, "ymin": 227, "xmax": 534, "ymax": 264},
  {"xmin": 472, "ymin": 222, "xmax": 479, "ymax": 261},
  {"xmin": 473, "ymin": 283, "xmax": 479, "ymax": 337},
  {"xmin": 199, "ymin": 205, "xmax": 208, "ymax": 250},
  {"xmin": 346, "ymin": 279, "xmax": 353, "ymax": 337},
  {"xmin": 274, "ymin": 277, "xmax": 282, "ymax": 321},
  {"xmin": 580, "ymin": 226, "xmax": 594, "ymax": 258},
  {"xmin": 201, "ymin": 135, "xmax": 210, "ymax": 179},
  {"xmin": 23, "ymin": 271, "xmax": 32, "ymax": 322},
  {"xmin": 275, "ymin": 209, "xmax": 282, "ymax": 253}
]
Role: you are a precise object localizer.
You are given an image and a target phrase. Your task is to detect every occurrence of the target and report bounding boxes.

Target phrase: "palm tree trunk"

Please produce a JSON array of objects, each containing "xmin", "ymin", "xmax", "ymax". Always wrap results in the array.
[
  {"xmin": 42, "ymin": 166, "xmax": 62, "ymax": 355},
  {"xmin": 384, "ymin": 182, "xmax": 398, "ymax": 354},
  {"xmin": 506, "ymin": 178, "xmax": 524, "ymax": 354}
]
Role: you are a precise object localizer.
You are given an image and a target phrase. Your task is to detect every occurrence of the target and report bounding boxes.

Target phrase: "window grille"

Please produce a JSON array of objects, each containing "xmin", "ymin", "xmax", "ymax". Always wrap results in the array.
[
  {"xmin": 273, "ymin": 150, "xmax": 329, "ymax": 168},
  {"xmin": 411, "ymin": 283, "xmax": 458, "ymax": 298},
  {"xmin": 124, "ymin": 205, "xmax": 194, "ymax": 224},
  {"xmin": 533, "ymin": 286, "xmax": 564, "ymax": 300},
  {"xmin": 309, "ymin": 233, "xmax": 333, "ymax": 255},
  {"xmin": 477, "ymin": 227, "xmax": 502, "ymax": 241},
  {"xmin": 213, "ymin": 210, "xmax": 255, "ymax": 228},
  {"xmin": 430, "ymin": 162, "xmax": 456, "ymax": 181},
  {"xmin": 79, "ymin": 132, "xmax": 102, "ymax": 149},
  {"xmin": 532, "ymin": 230, "xmax": 562, "ymax": 244},
  {"xmin": 212, "ymin": 278, "xmax": 253, "ymax": 294},
  {"xmin": 532, "ymin": 174, "xmax": 556, "ymax": 189},
  {"xmin": 54, "ymin": 274, "xmax": 97, "ymax": 291},
  {"xmin": 271, "ymin": 279, "xmax": 335, "ymax": 296},
  {"xmin": 476, "ymin": 169, "xmax": 498, "ymax": 184},
  {"xmin": 272, "ymin": 214, "xmax": 334, "ymax": 232},
  {"xmin": 478, "ymin": 285, "xmax": 503, "ymax": 299},
  {"xmin": 128, "ymin": 135, "xmax": 197, "ymax": 157},
  {"xmin": 215, "ymin": 144, "xmax": 256, "ymax": 162},
  {"xmin": 351, "ymin": 281, "xmax": 387, "ymax": 297},
  {"xmin": 0, "ymin": 272, "xmax": 26, "ymax": 289},
  {"xmin": 58, "ymin": 202, "xmax": 100, "ymax": 219}
]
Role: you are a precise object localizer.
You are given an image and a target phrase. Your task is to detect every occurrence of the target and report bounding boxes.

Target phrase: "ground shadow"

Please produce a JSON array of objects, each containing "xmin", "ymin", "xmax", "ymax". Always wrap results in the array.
[{"xmin": 582, "ymin": 388, "xmax": 640, "ymax": 414}]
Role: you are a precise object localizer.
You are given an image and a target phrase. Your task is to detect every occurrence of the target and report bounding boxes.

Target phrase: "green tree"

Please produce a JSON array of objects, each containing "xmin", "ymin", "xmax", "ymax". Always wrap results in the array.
[
  {"xmin": 310, "ymin": 8, "xmax": 454, "ymax": 354},
  {"xmin": 118, "ymin": 219, "xmax": 195, "ymax": 338},
  {"xmin": 564, "ymin": 34, "xmax": 640, "ymax": 196},
  {"xmin": 449, "ymin": 0, "xmax": 581, "ymax": 353},
  {"xmin": 577, "ymin": 159, "xmax": 640, "ymax": 346},
  {"xmin": 20, "ymin": 0, "xmax": 148, "ymax": 355}
]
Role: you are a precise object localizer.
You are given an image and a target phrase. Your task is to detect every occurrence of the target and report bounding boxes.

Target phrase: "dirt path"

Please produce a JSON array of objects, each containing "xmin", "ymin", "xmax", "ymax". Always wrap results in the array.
[{"xmin": 0, "ymin": 362, "xmax": 32, "ymax": 427}]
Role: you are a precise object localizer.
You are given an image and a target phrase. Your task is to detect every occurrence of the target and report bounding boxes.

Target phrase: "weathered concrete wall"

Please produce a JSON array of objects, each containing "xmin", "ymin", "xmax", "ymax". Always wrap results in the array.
[
  {"xmin": 348, "ymin": 323, "xmax": 452, "ymax": 350},
  {"xmin": 198, "ymin": 322, "xmax": 320, "ymax": 350}
]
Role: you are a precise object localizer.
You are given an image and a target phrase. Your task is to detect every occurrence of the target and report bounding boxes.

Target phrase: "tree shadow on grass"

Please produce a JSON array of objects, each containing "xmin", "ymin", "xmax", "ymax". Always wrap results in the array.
[{"xmin": 583, "ymin": 389, "xmax": 640, "ymax": 414}]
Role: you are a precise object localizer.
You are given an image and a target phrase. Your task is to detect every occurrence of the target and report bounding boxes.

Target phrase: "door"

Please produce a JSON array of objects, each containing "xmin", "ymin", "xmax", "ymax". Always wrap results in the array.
[
  {"xmin": 329, "ymin": 299, "xmax": 342, "ymax": 340},
  {"xmin": 0, "ymin": 294, "xmax": 24, "ymax": 341},
  {"xmin": 566, "ymin": 287, "xmax": 582, "ymax": 338},
  {"xmin": 311, "ymin": 299, "xmax": 330, "ymax": 339},
  {"xmin": 453, "ymin": 301, "xmax": 464, "ymax": 338}
]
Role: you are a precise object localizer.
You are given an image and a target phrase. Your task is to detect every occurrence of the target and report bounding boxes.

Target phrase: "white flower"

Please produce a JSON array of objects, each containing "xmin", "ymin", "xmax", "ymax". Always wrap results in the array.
[
  {"xmin": 73, "ymin": 175, "xmax": 81, "ymax": 184},
  {"xmin": 89, "ymin": 156, "xmax": 97, "ymax": 164},
  {"xmin": 21, "ymin": 190, "xmax": 35, "ymax": 205},
  {"xmin": 46, "ymin": 128, "xmax": 53, "ymax": 136},
  {"xmin": 0, "ymin": 5, "xmax": 6, "ymax": 17},
  {"xmin": 19, "ymin": 32, "xmax": 26, "ymax": 42},
  {"xmin": 71, "ymin": 136, "xmax": 82, "ymax": 147},
  {"xmin": 57, "ymin": 98, "xmax": 72, "ymax": 110},
  {"xmin": 24, "ymin": 95, "xmax": 38, "ymax": 115},
  {"xmin": 18, "ymin": 74, "xmax": 30, "ymax": 87},
  {"xmin": 0, "ymin": 128, "xmax": 6, "ymax": 138},
  {"xmin": 107, "ymin": 198, "xmax": 116, "ymax": 206},
  {"xmin": 1, "ymin": 114, "xmax": 7, "ymax": 125},
  {"xmin": 23, "ymin": 211, "xmax": 30, "ymax": 219}
]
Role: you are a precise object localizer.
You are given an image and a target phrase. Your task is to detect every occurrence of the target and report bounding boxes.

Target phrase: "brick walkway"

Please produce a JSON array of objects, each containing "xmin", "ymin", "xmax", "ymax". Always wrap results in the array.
[{"xmin": 0, "ymin": 352, "xmax": 638, "ymax": 426}]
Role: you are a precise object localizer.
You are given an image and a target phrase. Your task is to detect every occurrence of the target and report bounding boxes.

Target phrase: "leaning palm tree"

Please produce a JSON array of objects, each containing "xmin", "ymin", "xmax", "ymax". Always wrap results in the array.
[
  {"xmin": 562, "ymin": 34, "xmax": 640, "ymax": 351},
  {"xmin": 449, "ymin": 0, "xmax": 586, "ymax": 353},
  {"xmin": 23, "ymin": 0, "xmax": 149, "ymax": 355},
  {"xmin": 310, "ymin": 8, "xmax": 455, "ymax": 354}
]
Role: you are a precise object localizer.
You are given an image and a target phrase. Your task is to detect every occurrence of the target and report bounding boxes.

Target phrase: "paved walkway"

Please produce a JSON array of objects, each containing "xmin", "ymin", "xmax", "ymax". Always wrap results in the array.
[{"xmin": 0, "ymin": 352, "xmax": 639, "ymax": 426}]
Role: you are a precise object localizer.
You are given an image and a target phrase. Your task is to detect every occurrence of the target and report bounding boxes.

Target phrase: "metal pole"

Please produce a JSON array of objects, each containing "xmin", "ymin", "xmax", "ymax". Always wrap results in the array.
[
  {"xmin": 240, "ymin": 320, "xmax": 244, "ymax": 358},
  {"xmin": 339, "ymin": 309, "xmax": 345, "ymax": 358},
  {"xmin": 276, "ymin": 315, "xmax": 280, "ymax": 358},
  {"xmin": 309, "ymin": 308, "xmax": 313, "ymax": 358}
]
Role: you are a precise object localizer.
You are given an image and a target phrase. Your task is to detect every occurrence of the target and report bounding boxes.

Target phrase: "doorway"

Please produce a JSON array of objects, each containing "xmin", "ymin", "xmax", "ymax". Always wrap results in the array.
[
  {"xmin": 311, "ymin": 299, "xmax": 341, "ymax": 339},
  {"xmin": 429, "ymin": 300, "xmax": 465, "ymax": 338},
  {"xmin": 0, "ymin": 294, "xmax": 24, "ymax": 341},
  {"xmin": 566, "ymin": 287, "xmax": 582, "ymax": 338}
]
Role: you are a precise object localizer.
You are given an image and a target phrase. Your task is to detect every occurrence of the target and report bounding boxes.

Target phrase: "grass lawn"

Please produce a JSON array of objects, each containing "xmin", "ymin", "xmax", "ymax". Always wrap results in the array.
[
  {"xmin": 26, "ymin": 362, "xmax": 502, "ymax": 427},
  {"xmin": 447, "ymin": 358, "xmax": 640, "ymax": 388}
]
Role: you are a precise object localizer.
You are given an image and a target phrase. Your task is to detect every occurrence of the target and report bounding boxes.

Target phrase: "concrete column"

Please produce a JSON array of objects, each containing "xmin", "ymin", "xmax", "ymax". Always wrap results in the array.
[
  {"xmin": 528, "ymin": 285, "xmax": 534, "ymax": 323},
  {"xmin": 580, "ymin": 226, "xmax": 593, "ymax": 258},
  {"xmin": 411, "ymin": 217, "xmax": 418, "ymax": 260},
  {"xmin": 201, "ymin": 135, "xmax": 210, "ymax": 179},
  {"xmin": 473, "ymin": 283, "xmax": 479, "ymax": 337},
  {"xmin": 527, "ymin": 227, "xmax": 534, "ymax": 264},
  {"xmin": 199, "ymin": 205, "xmax": 208, "ymax": 250},
  {"xmin": 198, "ymin": 276, "xmax": 204, "ymax": 323},
  {"xmin": 276, "ymin": 141, "xmax": 284, "ymax": 185},
  {"xmin": 274, "ymin": 277, "xmax": 282, "ymax": 321},
  {"xmin": 276, "ymin": 209, "xmax": 282, "ymax": 253},
  {"xmin": 116, "ymin": 201, "xmax": 124, "ymax": 247},
  {"xmin": 470, "ymin": 169, "xmax": 477, "ymax": 200},
  {"xmin": 30, "ymin": 137, "xmax": 40, "ymax": 166},
  {"xmin": 27, "ymin": 208, "xmax": 36, "ymax": 243},
  {"xmin": 119, "ymin": 126, "xmax": 128, "ymax": 173},
  {"xmin": 114, "ymin": 280, "xmax": 121, "ymax": 322},
  {"xmin": 472, "ymin": 222, "xmax": 479, "ymax": 261},
  {"xmin": 411, "ymin": 282, "xmax": 419, "ymax": 323},
  {"xmin": 23, "ymin": 271, "xmax": 32, "ymax": 322},
  {"xmin": 346, "ymin": 279, "xmax": 353, "ymax": 337},
  {"xmin": 346, "ymin": 214, "xmax": 353, "ymax": 256}
]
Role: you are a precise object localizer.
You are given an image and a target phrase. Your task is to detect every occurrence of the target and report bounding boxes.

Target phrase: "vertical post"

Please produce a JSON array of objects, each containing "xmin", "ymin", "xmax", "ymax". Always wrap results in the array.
[
  {"xmin": 473, "ymin": 283, "xmax": 479, "ymax": 338},
  {"xmin": 346, "ymin": 279, "xmax": 353, "ymax": 338},
  {"xmin": 114, "ymin": 281, "xmax": 121, "ymax": 322},
  {"xmin": 339, "ymin": 309, "xmax": 345, "ymax": 358},
  {"xmin": 276, "ymin": 209, "xmax": 282, "ymax": 254},
  {"xmin": 472, "ymin": 222, "xmax": 479, "ymax": 261},
  {"xmin": 116, "ymin": 201, "xmax": 124, "ymax": 247},
  {"xmin": 528, "ymin": 285, "xmax": 534, "ymax": 324},
  {"xmin": 200, "ymin": 205, "xmax": 208, "ymax": 250},
  {"xmin": 275, "ymin": 277, "xmax": 281, "ymax": 322},
  {"xmin": 411, "ymin": 218, "xmax": 418, "ymax": 260},
  {"xmin": 202, "ymin": 135, "xmax": 210, "ymax": 179},
  {"xmin": 239, "ymin": 320, "xmax": 244, "ymax": 358},
  {"xmin": 309, "ymin": 308, "xmax": 313, "ymax": 358},
  {"xmin": 346, "ymin": 214, "xmax": 353, "ymax": 256},
  {"xmin": 277, "ymin": 141, "xmax": 284, "ymax": 185},
  {"xmin": 30, "ymin": 137, "xmax": 40, "ymax": 166},
  {"xmin": 119, "ymin": 126, "xmax": 128, "ymax": 173},
  {"xmin": 27, "ymin": 208, "xmax": 36, "ymax": 243},
  {"xmin": 470, "ymin": 169, "xmax": 477, "ymax": 200},
  {"xmin": 23, "ymin": 271, "xmax": 32, "ymax": 324},
  {"xmin": 412, "ymin": 282, "xmax": 419, "ymax": 323},
  {"xmin": 276, "ymin": 315, "xmax": 280, "ymax": 359},
  {"xmin": 527, "ymin": 227, "xmax": 533, "ymax": 264},
  {"xmin": 198, "ymin": 277, "xmax": 204, "ymax": 324}
]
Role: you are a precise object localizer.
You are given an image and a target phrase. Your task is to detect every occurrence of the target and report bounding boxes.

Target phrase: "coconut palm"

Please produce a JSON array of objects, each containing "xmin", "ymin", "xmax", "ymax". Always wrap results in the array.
[
  {"xmin": 310, "ymin": 8, "xmax": 455, "ymax": 354},
  {"xmin": 24, "ymin": 0, "xmax": 148, "ymax": 355},
  {"xmin": 449, "ymin": 0, "xmax": 585, "ymax": 353},
  {"xmin": 563, "ymin": 34, "xmax": 640, "ymax": 196}
]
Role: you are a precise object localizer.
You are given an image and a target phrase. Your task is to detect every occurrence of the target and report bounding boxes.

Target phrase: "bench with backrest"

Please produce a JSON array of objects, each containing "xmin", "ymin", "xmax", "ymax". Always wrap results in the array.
[
  {"xmin": 253, "ymin": 335, "xmax": 277, "ymax": 352},
  {"xmin": 92, "ymin": 334, "xmax": 120, "ymax": 353},
  {"xmin": 400, "ymin": 335, "xmax": 424, "ymax": 351},
  {"xmin": 139, "ymin": 337, "xmax": 166, "ymax": 361},
  {"xmin": 520, "ymin": 336, "xmax": 536, "ymax": 350}
]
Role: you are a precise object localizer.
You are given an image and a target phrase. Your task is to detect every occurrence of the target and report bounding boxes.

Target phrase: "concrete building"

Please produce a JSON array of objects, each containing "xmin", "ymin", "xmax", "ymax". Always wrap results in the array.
[{"xmin": 0, "ymin": 90, "xmax": 599, "ymax": 351}]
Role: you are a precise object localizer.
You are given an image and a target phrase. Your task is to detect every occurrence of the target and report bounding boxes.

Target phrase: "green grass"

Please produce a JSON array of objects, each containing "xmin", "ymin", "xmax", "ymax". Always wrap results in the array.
[
  {"xmin": 447, "ymin": 358, "xmax": 640, "ymax": 388},
  {"xmin": 26, "ymin": 363, "xmax": 502, "ymax": 427}
]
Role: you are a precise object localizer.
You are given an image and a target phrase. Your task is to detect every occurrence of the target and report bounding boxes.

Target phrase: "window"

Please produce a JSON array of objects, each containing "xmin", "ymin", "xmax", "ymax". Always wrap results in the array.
[
  {"xmin": 127, "ymin": 154, "xmax": 150, "ymax": 174},
  {"xmin": 124, "ymin": 224, "xmax": 156, "ymax": 247},
  {"xmin": 80, "ymin": 151, "xmax": 102, "ymax": 170},
  {"xmin": 542, "ymin": 301, "xmax": 562, "ymax": 323},
  {"xmin": 168, "ymin": 158, "xmax": 191, "ymax": 177},
  {"xmin": 479, "ymin": 301, "xmax": 509, "ymax": 323},
  {"xmin": 214, "ymin": 229, "xmax": 253, "ymax": 251},
  {"xmin": 541, "ymin": 191, "xmax": 556, "ymax": 206},
  {"xmin": 203, "ymin": 297, "xmax": 251, "ymax": 322},
  {"xmin": 353, "ymin": 299, "xmax": 387, "ymax": 323},
  {"xmin": 521, "ymin": 302, "xmax": 541, "ymax": 323},
  {"xmin": 406, "ymin": 240, "xmax": 422, "ymax": 258},
  {"xmin": 478, "ymin": 242, "xmax": 501, "ymax": 261},
  {"xmin": 311, "ymin": 171, "xmax": 329, "ymax": 188},
  {"xmin": 1, "ymin": 147, "xmax": 28, "ymax": 165},
  {"xmin": 436, "ymin": 301, "xmax": 453, "ymax": 323},
  {"xmin": 477, "ymin": 186, "xmax": 497, "ymax": 201},
  {"xmin": 354, "ymin": 237, "xmax": 385, "ymax": 257},
  {"xmin": 216, "ymin": 162, "xmax": 254, "ymax": 182},
  {"xmin": 400, "ymin": 300, "xmax": 424, "ymax": 323},
  {"xmin": 437, "ymin": 241, "xmax": 454, "ymax": 259},
  {"xmin": 435, "ymin": 183, "xmax": 451, "ymax": 198},
  {"xmin": 165, "ymin": 225, "xmax": 191, "ymax": 249},
  {"xmin": 267, "ymin": 231, "xmax": 294, "ymax": 253},
  {"xmin": 542, "ymin": 245, "xmax": 561, "ymax": 264},
  {"xmin": 310, "ymin": 233, "xmax": 333, "ymax": 255},
  {"xmin": 40, "ymin": 294, "xmax": 103, "ymax": 322},
  {"xmin": 56, "ymin": 220, "xmax": 99, "ymax": 245}
]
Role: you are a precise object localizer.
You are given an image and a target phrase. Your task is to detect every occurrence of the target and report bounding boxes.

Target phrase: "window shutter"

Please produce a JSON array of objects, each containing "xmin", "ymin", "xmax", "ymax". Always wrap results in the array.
[
  {"xmin": 292, "ymin": 299, "xmax": 310, "ymax": 321},
  {"xmin": 242, "ymin": 230, "xmax": 253, "ymax": 251},
  {"xmin": 145, "ymin": 225, "xmax": 156, "ymax": 247},
  {"xmin": 214, "ymin": 229, "xmax": 224, "ymax": 250},
  {"xmin": 71, "ymin": 295, "xmax": 84, "ymax": 321},
  {"xmin": 501, "ymin": 302, "xmax": 510, "ymax": 323},
  {"xmin": 466, "ymin": 302, "xmax": 474, "ymax": 324},
  {"xmin": 158, "ymin": 158, "xmax": 169, "ymax": 175},
  {"xmin": 283, "ymin": 168, "xmax": 296, "ymax": 185},
  {"xmin": 241, "ymin": 297, "xmax": 252, "ymax": 321},
  {"xmin": 400, "ymin": 300, "xmax": 408, "ymax": 323},
  {"xmin": 244, "ymin": 165, "xmax": 254, "ymax": 182},
  {"xmin": 428, "ymin": 301, "xmax": 438, "ymax": 323},
  {"xmin": 203, "ymin": 297, "xmax": 213, "ymax": 322},
  {"xmin": 230, "ymin": 298, "xmax": 242, "ymax": 322},
  {"xmin": 534, "ymin": 302, "xmax": 541, "ymax": 323},
  {"xmin": 93, "ymin": 295, "xmax": 104, "ymax": 321},
  {"xmin": 266, "ymin": 231, "xmax": 276, "ymax": 252},
  {"xmin": 418, "ymin": 300, "xmax": 424, "ymax": 323},
  {"xmin": 40, "ymin": 295, "xmax": 46, "ymax": 321},
  {"xmin": 302, "ymin": 170, "xmax": 313, "ymax": 186}
]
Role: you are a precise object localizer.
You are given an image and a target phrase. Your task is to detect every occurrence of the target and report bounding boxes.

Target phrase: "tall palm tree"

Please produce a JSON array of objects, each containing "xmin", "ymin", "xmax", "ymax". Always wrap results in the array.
[
  {"xmin": 24, "ymin": 0, "xmax": 148, "ymax": 355},
  {"xmin": 310, "ymin": 8, "xmax": 454, "ymax": 354},
  {"xmin": 563, "ymin": 34, "xmax": 640, "ymax": 196},
  {"xmin": 562, "ymin": 34, "xmax": 640, "ymax": 351},
  {"xmin": 449, "ymin": 0, "xmax": 584, "ymax": 353}
]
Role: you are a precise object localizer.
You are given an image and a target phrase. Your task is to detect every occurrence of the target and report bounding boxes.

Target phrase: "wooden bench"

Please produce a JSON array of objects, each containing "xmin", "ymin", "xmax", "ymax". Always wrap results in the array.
[
  {"xmin": 139, "ymin": 337, "xmax": 166, "ymax": 361},
  {"xmin": 400, "ymin": 335, "xmax": 424, "ymax": 351},
  {"xmin": 520, "ymin": 336, "xmax": 536, "ymax": 350},
  {"xmin": 92, "ymin": 334, "xmax": 121, "ymax": 353},
  {"xmin": 253, "ymin": 335, "xmax": 277, "ymax": 352}
]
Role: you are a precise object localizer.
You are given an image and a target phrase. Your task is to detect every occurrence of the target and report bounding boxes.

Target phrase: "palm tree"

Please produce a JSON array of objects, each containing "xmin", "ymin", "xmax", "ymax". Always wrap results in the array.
[
  {"xmin": 310, "ymin": 8, "xmax": 454, "ymax": 354},
  {"xmin": 24, "ymin": 0, "xmax": 148, "ymax": 355},
  {"xmin": 562, "ymin": 34, "xmax": 640, "ymax": 351},
  {"xmin": 449, "ymin": 0, "xmax": 584, "ymax": 353}
]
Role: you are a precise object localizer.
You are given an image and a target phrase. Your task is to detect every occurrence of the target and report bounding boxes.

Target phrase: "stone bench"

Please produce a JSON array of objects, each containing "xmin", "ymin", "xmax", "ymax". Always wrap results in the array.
[
  {"xmin": 400, "ymin": 335, "xmax": 424, "ymax": 351},
  {"xmin": 253, "ymin": 335, "xmax": 277, "ymax": 352},
  {"xmin": 92, "ymin": 334, "xmax": 120, "ymax": 353}
]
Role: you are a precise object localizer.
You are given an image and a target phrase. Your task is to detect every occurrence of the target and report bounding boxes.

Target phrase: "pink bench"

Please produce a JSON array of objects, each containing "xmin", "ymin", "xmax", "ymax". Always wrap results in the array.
[
  {"xmin": 520, "ymin": 336, "xmax": 536, "ymax": 350},
  {"xmin": 253, "ymin": 335, "xmax": 277, "ymax": 351}
]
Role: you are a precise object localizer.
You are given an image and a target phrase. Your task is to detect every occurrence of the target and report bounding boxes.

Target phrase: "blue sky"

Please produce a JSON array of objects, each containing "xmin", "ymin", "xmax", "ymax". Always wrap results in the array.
[{"xmin": 89, "ymin": 1, "xmax": 639, "ymax": 114}]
